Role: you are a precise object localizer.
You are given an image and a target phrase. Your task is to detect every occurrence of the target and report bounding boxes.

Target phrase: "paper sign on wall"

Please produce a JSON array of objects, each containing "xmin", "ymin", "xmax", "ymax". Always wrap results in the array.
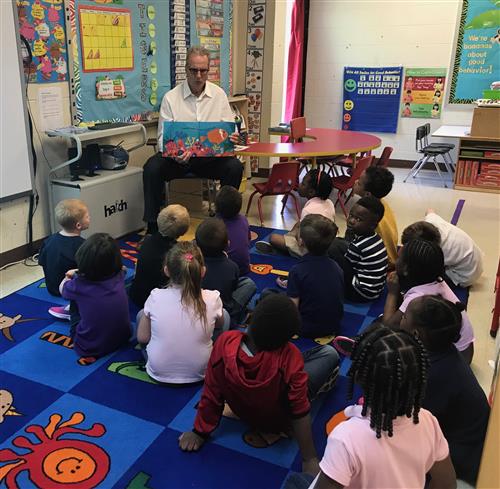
[
  {"xmin": 401, "ymin": 68, "xmax": 446, "ymax": 119},
  {"xmin": 342, "ymin": 66, "xmax": 403, "ymax": 134},
  {"xmin": 96, "ymin": 76, "xmax": 126, "ymax": 100}
]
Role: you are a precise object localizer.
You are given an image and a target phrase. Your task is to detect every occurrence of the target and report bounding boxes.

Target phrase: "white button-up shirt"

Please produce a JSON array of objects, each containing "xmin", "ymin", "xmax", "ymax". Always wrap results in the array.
[{"xmin": 157, "ymin": 81, "xmax": 235, "ymax": 148}]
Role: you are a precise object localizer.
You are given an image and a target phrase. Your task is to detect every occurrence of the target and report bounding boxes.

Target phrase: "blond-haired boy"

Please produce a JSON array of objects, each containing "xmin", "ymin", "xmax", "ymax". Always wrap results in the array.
[
  {"xmin": 39, "ymin": 199, "xmax": 90, "ymax": 319},
  {"xmin": 130, "ymin": 204, "xmax": 190, "ymax": 308}
]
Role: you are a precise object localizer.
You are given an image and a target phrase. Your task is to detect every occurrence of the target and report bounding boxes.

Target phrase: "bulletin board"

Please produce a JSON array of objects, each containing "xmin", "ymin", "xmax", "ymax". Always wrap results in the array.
[
  {"xmin": 16, "ymin": 0, "xmax": 69, "ymax": 84},
  {"xmin": 65, "ymin": 0, "xmax": 232, "ymax": 125},
  {"xmin": 449, "ymin": 0, "xmax": 500, "ymax": 104}
]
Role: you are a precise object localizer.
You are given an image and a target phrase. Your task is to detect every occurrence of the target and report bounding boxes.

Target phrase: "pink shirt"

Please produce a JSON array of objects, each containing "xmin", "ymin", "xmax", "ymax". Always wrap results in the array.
[
  {"xmin": 301, "ymin": 197, "xmax": 335, "ymax": 222},
  {"xmin": 311, "ymin": 405, "xmax": 449, "ymax": 489},
  {"xmin": 400, "ymin": 281, "xmax": 474, "ymax": 352},
  {"xmin": 144, "ymin": 286, "xmax": 223, "ymax": 383}
]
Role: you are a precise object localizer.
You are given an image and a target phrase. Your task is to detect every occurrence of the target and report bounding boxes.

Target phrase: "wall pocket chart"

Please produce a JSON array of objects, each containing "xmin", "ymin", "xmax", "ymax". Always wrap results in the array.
[{"xmin": 342, "ymin": 66, "xmax": 403, "ymax": 134}]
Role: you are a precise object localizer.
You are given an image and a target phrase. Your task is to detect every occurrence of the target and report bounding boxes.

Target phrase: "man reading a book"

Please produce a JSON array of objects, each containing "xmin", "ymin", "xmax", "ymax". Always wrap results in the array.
[{"xmin": 143, "ymin": 46, "xmax": 243, "ymax": 234}]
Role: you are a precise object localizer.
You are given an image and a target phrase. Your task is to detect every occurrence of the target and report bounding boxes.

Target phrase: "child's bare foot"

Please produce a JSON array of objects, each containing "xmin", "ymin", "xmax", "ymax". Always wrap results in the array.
[{"xmin": 222, "ymin": 403, "xmax": 239, "ymax": 419}]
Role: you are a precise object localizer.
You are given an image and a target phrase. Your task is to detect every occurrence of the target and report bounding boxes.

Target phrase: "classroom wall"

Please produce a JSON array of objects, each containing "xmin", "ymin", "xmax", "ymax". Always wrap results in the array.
[{"xmin": 304, "ymin": 0, "xmax": 474, "ymax": 161}]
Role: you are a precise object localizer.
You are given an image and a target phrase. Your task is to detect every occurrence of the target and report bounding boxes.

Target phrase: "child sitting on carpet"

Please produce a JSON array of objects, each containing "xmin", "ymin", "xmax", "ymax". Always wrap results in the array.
[
  {"xmin": 130, "ymin": 204, "xmax": 190, "ymax": 308},
  {"xmin": 353, "ymin": 166, "xmax": 398, "ymax": 267},
  {"xmin": 196, "ymin": 218, "xmax": 256, "ymax": 326},
  {"xmin": 383, "ymin": 238, "xmax": 475, "ymax": 364},
  {"xmin": 179, "ymin": 294, "xmax": 339, "ymax": 476},
  {"xmin": 137, "ymin": 241, "xmax": 229, "ymax": 384},
  {"xmin": 306, "ymin": 325, "xmax": 455, "ymax": 489},
  {"xmin": 216, "ymin": 185, "xmax": 251, "ymax": 275},
  {"xmin": 401, "ymin": 209, "xmax": 484, "ymax": 287},
  {"xmin": 60, "ymin": 233, "xmax": 131, "ymax": 364},
  {"xmin": 400, "ymin": 295, "xmax": 490, "ymax": 485},
  {"xmin": 39, "ymin": 199, "xmax": 90, "ymax": 320},
  {"xmin": 285, "ymin": 214, "xmax": 344, "ymax": 338},
  {"xmin": 256, "ymin": 169, "xmax": 335, "ymax": 256},
  {"xmin": 328, "ymin": 196, "xmax": 388, "ymax": 302}
]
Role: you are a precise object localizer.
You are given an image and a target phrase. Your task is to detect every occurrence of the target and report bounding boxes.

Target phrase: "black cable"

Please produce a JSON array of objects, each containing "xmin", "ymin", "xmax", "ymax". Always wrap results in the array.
[{"xmin": 19, "ymin": 34, "xmax": 39, "ymax": 254}]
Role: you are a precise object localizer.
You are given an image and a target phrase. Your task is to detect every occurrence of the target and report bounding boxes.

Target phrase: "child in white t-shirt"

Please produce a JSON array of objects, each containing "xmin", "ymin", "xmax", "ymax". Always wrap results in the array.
[
  {"xmin": 256, "ymin": 169, "xmax": 335, "ymax": 257},
  {"xmin": 137, "ymin": 241, "xmax": 228, "ymax": 383},
  {"xmin": 307, "ymin": 325, "xmax": 456, "ymax": 489},
  {"xmin": 401, "ymin": 210, "xmax": 483, "ymax": 287}
]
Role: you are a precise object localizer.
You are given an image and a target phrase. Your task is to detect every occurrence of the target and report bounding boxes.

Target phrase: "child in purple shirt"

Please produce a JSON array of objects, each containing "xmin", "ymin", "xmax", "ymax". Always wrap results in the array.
[
  {"xmin": 60, "ymin": 233, "xmax": 131, "ymax": 363},
  {"xmin": 215, "ymin": 185, "xmax": 251, "ymax": 275}
]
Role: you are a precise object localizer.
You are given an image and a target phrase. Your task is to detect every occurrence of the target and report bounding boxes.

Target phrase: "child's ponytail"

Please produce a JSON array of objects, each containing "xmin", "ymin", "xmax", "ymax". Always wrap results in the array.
[{"xmin": 166, "ymin": 242, "xmax": 207, "ymax": 327}]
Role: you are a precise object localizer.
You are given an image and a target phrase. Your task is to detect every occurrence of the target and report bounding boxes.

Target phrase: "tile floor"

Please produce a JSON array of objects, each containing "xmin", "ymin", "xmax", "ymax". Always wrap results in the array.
[{"xmin": 1, "ymin": 168, "xmax": 499, "ymax": 397}]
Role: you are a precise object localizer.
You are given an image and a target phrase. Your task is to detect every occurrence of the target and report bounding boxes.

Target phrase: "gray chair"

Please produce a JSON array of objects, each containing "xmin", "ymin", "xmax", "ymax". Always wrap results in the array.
[{"xmin": 404, "ymin": 125, "xmax": 453, "ymax": 187}]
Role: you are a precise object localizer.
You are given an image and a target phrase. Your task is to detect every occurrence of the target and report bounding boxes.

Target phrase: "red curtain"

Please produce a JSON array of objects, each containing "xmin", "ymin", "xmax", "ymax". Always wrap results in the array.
[{"xmin": 284, "ymin": 0, "xmax": 306, "ymax": 122}]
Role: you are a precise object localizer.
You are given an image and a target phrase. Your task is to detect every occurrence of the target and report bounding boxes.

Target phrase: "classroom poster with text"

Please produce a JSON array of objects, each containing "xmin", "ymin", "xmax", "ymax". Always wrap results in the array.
[
  {"xmin": 449, "ymin": 0, "xmax": 500, "ymax": 103},
  {"xmin": 401, "ymin": 68, "xmax": 446, "ymax": 119},
  {"xmin": 342, "ymin": 66, "xmax": 403, "ymax": 133}
]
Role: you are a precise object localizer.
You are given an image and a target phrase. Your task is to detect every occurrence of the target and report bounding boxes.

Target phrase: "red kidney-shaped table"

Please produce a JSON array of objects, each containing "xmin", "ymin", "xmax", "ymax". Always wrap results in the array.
[{"xmin": 235, "ymin": 127, "xmax": 382, "ymax": 167}]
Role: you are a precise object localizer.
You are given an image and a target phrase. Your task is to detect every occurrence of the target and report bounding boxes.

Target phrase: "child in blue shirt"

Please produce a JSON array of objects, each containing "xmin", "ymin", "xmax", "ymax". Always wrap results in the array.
[
  {"xmin": 38, "ymin": 199, "xmax": 90, "ymax": 320},
  {"xmin": 286, "ymin": 214, "xmax": 344, "ymax": 338}
]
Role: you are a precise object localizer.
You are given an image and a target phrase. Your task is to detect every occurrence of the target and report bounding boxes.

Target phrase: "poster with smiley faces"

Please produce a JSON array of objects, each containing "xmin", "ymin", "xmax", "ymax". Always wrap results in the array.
[{"xmin": 16, "ymin": 0, "xmax": 68, "ymax": 83}]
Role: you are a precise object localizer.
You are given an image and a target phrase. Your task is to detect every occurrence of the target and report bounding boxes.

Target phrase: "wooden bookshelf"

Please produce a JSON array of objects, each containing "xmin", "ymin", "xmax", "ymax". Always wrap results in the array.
[{"xmin": 454, "ymin": 136, "xmax": 500, "ymax": 193}]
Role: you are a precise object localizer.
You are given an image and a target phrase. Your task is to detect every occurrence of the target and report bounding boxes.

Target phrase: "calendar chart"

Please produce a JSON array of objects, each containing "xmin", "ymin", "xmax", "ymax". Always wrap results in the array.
[{"xmin": 79, "ymin": 6, "xmax": 134, "ymax": 72}]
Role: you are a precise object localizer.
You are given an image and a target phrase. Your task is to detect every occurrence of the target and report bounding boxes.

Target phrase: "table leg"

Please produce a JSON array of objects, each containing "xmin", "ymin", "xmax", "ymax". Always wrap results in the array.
[{"xmin": 351, "ymin": 153, "xmax": 357, "ymax": 168}]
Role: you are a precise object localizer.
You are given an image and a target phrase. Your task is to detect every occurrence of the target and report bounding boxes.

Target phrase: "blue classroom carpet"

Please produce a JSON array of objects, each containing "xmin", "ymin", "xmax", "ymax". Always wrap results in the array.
[{"xmin": 0, "ymin": 226, "xmax": 468, "ymax": 488}]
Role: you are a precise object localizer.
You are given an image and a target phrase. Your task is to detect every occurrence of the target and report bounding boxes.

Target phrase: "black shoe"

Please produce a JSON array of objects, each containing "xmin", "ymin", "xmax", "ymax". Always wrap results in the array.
[{"xmin": 255, "ymin": 241, "xmax": 274, "ymax": 254}]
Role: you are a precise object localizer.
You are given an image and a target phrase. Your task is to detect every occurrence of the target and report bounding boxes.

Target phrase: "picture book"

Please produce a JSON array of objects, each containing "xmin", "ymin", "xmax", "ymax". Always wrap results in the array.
[{"xmin": 162, "ymin": 121, "xmax": 236, "ymax": 157}]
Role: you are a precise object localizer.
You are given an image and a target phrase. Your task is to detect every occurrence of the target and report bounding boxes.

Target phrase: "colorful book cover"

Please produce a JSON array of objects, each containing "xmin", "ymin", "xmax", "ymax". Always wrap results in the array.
[{"xmin": 162, "ymin": 121, "xmax": 236, "ymax": 158}]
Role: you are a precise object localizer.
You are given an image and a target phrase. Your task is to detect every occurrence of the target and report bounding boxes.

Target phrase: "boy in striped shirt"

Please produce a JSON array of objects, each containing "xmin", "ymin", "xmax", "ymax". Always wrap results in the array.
[{"xmin": 328, "ymin": 196, "xmax": 388, "ymax": 301}]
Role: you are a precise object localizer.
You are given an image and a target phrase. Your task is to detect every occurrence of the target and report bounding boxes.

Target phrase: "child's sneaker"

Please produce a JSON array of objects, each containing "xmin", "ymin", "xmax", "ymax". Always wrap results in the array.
[
  {"xmin": 276, "ymin": 277, "xmax": 288, "ymax": 289},
  {"xmin": 48, "ymin": 305, "xmax": 70, "ymax": 321},
  {"xmin": 332, "ymin": 336, "xmax": 355, "ymax": 357},
  {"xmin": 255, "ymin": 241, "xmax": 274, "ymax": 255}
]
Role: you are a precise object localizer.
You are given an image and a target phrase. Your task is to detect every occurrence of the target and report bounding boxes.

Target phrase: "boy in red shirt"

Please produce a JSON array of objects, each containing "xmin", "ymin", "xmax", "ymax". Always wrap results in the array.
[{"xmin": 179, "ymin": 294, "xmax": 339, "ymax": 475}]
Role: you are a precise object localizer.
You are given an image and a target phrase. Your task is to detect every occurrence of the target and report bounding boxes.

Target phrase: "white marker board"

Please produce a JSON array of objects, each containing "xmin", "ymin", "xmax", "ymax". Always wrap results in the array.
[{"xmin": 0, "ymin": 0, "xmax": 34, "ymax": 202}]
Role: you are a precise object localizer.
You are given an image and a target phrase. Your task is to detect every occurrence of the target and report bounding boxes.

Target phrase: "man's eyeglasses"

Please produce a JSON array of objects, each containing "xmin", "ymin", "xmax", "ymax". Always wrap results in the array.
[{"xmin": 188, "ymin": 67, "xmax": 209, "ymax": 75}]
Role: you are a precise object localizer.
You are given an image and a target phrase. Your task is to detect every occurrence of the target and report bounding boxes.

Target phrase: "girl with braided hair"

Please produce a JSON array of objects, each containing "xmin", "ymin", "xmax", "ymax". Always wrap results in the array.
[
  {"xmin": 401, "ymin": 295, "xmax": 490, "ymax": 485},
  {"xmin": 308, "ymin": 325, "xmax": 456, "ymax": 489},
  {"xmin": 383, "ymin": 238, "xmax": 475, "ymax": 364},
  {"xmin": 137, "ymin": 241, "xmax": 228, "ymax": 383}
]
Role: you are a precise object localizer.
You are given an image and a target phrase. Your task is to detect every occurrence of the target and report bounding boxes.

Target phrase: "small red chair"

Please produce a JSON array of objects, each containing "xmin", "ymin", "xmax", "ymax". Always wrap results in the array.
[
  {"xmin": 290, "ymin": 117, "xmax": 306, "ymax": 141},
  {"xmin": 375, "ymin": 146, "xmax": 393, "ymax": 168},
  {"xmin": 332, "ymin": 155, "xmax": 374, "ymax": 217},
  {"xmin": 245, "ymin": 161, "xmax": 301, "ymax": 226}
]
